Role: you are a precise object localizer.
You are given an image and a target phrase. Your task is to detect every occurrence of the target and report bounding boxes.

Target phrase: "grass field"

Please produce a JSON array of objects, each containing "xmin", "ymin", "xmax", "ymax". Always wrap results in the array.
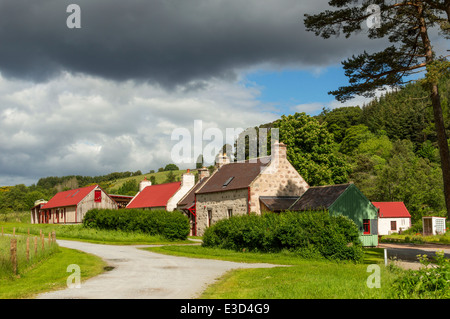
[
  {"xmin": 108, "ymin": 169, "xmax": 190, "ymax": 192},
  {"xmin": 144, "ymin": 245, "xmax": 396, "ymax": 299},
  {"xmin": 0, "ymin": 246, "xmax": 106, "ymax": 299},
  {"xmin": 1, "ymin": 222, "xmax": 191, "ymax": 245}
]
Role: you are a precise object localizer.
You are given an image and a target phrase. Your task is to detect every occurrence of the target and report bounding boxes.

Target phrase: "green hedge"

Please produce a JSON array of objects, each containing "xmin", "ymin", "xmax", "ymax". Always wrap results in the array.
[
  {"xmin": 202, "ymin": 211, "xmax": 364, "ymax": 262},
  {"xmin": 82, "ymin": 208, "xmax": 190, "ymax": 240}
]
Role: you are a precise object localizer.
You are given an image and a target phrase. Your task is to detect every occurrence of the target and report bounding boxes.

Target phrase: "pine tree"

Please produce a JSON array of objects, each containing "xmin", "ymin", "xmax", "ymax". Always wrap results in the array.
[{"xmin": 304, "ymin": 0, "xmax": 450, "ymax": 217}]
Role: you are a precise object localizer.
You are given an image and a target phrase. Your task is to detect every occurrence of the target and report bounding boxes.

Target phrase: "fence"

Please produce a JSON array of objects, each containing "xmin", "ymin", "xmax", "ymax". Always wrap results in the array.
[{"xmin": 1, "ymin": 227, "xmax": 58, "ymax": 276}]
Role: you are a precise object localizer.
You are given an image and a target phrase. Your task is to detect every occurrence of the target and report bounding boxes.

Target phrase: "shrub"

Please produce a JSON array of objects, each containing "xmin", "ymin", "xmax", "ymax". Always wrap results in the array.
[
  {"xmin": 83, "ymin": 209, "xmax": 190, "ymax": 240},
  {"xmin": 202, "ymin": 211, "xmax": 364, "ymax": 262},
  {"xmin": 390, "ymin": 251, "xmax": 450, "ymax": 299}
]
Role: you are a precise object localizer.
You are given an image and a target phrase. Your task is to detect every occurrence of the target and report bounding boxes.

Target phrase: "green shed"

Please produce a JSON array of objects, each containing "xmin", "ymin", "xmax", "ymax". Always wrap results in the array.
[{"xmin": 288, "ymin": 183, "xmax": 378, "ymax": 247}]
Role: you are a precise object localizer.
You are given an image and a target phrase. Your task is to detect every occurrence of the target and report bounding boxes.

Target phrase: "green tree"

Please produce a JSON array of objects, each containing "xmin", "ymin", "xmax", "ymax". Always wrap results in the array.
[
  {"xmin": 318, "ymin": 106, "xmax": 363, "ymax": 143},
  {"xmin": 117, "ymin": 179, "xmax": 139, "ymax": 196},
  {"xmin": 274, "ymin": 112, "xmax": 350, "ymax": 186},
  {"xmin": 164, "ymin": 164, "xmax": 179, "ymax": 171},
  {"xmin": 340, "ymin": 124, "xmax": 374, "ymax": 155},
  {"xmin": 304, "ymin": 0, "xmax": 450, "ymax": 217},
  {"xmin": 374, "ymin": 140, "xmax": 445, "ymax": 221},
  {"xmin": 165, "ymin": 171, "xmax": 177, "ymax": 183}
]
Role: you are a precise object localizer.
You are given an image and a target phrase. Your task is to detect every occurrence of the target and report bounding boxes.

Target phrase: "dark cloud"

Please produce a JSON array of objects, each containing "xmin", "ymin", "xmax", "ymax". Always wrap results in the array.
[{"xmin": 0, "ymin": 0, "xmax": 379, "ymax": 86}]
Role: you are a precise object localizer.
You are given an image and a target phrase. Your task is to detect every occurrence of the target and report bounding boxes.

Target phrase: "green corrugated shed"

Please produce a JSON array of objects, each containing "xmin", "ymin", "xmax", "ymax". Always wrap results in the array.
[{"xmin": 289, "ymin": 183, "xmax": 378, "ymax": 247}]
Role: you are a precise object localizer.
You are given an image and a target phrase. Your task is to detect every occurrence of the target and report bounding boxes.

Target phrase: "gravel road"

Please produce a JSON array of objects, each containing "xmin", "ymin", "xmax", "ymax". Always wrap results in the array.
[
  {"xmin": 378, "ymin": 243, "xmax": 450, "ymax": 270},
  {"xmin": 36, "ymin": 240, "xmax": 280, "ymax": 299}
]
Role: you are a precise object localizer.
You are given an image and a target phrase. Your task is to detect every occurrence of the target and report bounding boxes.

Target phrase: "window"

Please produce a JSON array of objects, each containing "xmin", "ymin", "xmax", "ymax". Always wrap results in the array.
[
  {"xmin": 207, "ymin": 209, "xmax": 212, "ymax": 227},
  {"xmin": 94, "ymin": 190, "xmax": 102, "ymax": 203},
  {"xmin": 390, "ymin": 221, "xmax": 397, "ymax": 231},
  {"xmin": 227, "ymin": 209, "xmax": 233, "ymax": 218},
  {"xmin": 223, "ymin": 177, "xmax": 234, "ymax": 187},
  {"xmin": 363, "ymin": 219, "xmax": 371, "ymax": 234}
]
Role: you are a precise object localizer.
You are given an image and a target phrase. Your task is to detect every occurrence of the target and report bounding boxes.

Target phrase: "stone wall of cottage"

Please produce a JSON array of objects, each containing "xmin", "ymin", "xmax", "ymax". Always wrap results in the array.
[
  {"xmin": 249, "ymin": 144, "xmax": 309, "ymax": 214},
  {"xmin": 195, "ymin": 188, "xmax": 248, "ymax": 236}
]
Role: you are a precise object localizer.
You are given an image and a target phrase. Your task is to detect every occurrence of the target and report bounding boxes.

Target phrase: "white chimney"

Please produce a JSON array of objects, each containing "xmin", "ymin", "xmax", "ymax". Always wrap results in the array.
[
  {"xmin": 181, "ymin": 169, "xmax": 195, "ymax": 188},
  {"xmin": 139, "ymin": 177, "xmax": 152, "ymax": 192}
]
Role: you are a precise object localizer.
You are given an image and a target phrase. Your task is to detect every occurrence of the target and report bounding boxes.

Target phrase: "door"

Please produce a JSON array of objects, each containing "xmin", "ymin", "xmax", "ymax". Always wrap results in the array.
[{"xmin": 423, "ymin": 218, "xmax": 432, "ymax": 235}]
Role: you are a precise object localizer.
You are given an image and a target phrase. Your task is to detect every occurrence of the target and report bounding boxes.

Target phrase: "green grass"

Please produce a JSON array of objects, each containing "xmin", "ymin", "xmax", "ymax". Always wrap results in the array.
[
  {"xmin": 0, "ymin": 246, "xmax": 106, "ymax": 299},
  {"xmin": 144, "ymin": 245, "xmax": 395, "ymax": 299},
  {"xmin": 381, "ymin": 232, "xmax": 450, "ymax": 245},
  {"xmin": 108, "ymin": 169, "xmax": 189, "ymax": 192},
  {"xmin": 1, "ymin": 222, "xmax": 191, "ymax": 245},
  {"xmin": 0, "ymin": 235, "xmax": 59, "ymax": 278}
]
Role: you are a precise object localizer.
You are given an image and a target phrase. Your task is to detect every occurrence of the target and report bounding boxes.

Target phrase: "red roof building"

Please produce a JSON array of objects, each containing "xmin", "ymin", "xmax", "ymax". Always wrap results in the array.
[
  {"xmin": 372, "ymin": 202, "xmax": 411, "ymax": 235},
  {"xmin": 126, "ymin": 182, "xmax": 182, "ymax": 209},
  {"xmin": 373, "ymin": 202, "xmax": 411, "ymax": 218},
  {"xmin": 34, "ymin": 185, "xmax": 118, "ymax": 224}
]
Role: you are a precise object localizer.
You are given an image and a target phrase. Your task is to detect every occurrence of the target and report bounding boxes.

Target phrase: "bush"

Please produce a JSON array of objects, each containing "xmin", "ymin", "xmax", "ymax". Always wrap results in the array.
[
  {"xmin": 390, "ymin": 251, "xmax": 450, "ymax": 299},
  {"xmin": 202, "ymin": 211, "xmax": 364, "ymax": 262},
  {"xmin": 83, "ymin": 209, "xmax": 190, "ymax": 240}
]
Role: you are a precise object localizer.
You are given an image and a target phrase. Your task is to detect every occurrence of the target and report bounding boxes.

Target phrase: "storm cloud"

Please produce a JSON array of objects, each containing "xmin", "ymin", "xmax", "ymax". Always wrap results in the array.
[
  {"xmin": 0, "ymin": 0, "xmax": 407, "ymax": 185},
  {"xmin": 0, "ymin": 0, "xmax": 380, "ymax": 86}
]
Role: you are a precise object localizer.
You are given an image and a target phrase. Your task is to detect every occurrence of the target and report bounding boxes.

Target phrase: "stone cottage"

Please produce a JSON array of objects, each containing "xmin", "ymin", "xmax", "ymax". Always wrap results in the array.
[{"xmin": 192, "ymin": 142, "xmax": 309, "ymax": 235}]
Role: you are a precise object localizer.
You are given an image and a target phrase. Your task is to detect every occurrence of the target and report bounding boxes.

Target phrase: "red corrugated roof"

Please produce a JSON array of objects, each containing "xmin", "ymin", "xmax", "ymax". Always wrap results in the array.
[
  {"xmin": 41, "ymin": 185, "xmax": 98, "ymax": 209},
  {"xmin": 126, "ymin": 182, "xmax": 181, "ymax": 209},
  {"xmin": 372, "ymin": 202, "xmax": 411, "ymax": 218}
]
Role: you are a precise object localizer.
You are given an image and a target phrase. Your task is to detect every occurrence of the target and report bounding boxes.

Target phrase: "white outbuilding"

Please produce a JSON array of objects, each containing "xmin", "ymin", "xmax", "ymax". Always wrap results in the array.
[{"xmin": 422, "ymin": 216, "xmax": 447, "ymax": 236}]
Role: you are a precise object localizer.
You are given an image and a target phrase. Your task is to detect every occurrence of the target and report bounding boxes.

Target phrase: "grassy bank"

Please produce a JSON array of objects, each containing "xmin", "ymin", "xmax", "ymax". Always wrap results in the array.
[
  {"xmin": 144, "ymin": 245, "xmax": 395, "ymax": 299},
  {"xmin": 0, "ymin": 235, "xmax": 59, "ymax": 279},
  {"xmin": 0, "ymin": 246, "xmax": 106, "ymax": 299},
  {"xmin": 1, "ymin": 222, "xmax": 191, "ymax": 245}
]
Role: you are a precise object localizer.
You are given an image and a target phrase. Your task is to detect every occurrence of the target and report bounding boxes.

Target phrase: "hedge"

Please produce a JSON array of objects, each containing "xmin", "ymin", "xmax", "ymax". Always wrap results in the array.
[
  {"xmin": 202, "ymin": 211, "xmax": 364, "ymax": 262},
  {"xmin": 82, "ymin": 208, "xmax": 190, "ymax": 240}
]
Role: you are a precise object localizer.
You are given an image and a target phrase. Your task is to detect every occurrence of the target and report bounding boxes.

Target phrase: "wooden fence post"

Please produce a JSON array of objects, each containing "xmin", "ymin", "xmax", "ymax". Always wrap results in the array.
[
  {"xmin": 48, "ymin": 232, "xmax": 51, "ymax": 246},
  {"xmin": 10, "ymin": 238, "xmax": 17, "ymax": 275},
  {"xmin": 52, "ymin": 231, "xmax": 56, "ymax": 243},
  {"xmin": 41, "ymin": 233, "xmax": 45, "ymax": 251},
  {"xmin": 26, "ymin": 237, "xmax": 30, "ymax": 262},
  {"xmin": 12, "ymin": 227, "xmax": 15, "ymax": 237},
  {"xmin": 34, "ymin": 236, "xmax": 38, "ymax": 256}
]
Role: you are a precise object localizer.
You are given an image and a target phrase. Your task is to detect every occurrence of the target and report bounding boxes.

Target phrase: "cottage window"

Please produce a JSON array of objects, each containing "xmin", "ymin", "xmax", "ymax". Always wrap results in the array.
[
  {"xmin": 363, "ymin": 219, "xmax": 370, "ymax": 234},
  {"xmin": 227, "ymin": 209, "xmax": 233, "ymax": 218},
  {"xmin": 94, "ymin": 190, "xmax": 102, "ymax": 203},
  {"xmin": 390, "ymin": 221, "xmax": 397, "ymax": 231}
]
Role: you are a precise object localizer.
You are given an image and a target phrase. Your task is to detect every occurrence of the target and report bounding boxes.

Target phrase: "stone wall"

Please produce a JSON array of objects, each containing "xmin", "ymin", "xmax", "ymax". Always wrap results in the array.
[
  {"xmin": 196, "ymin": 188, "xmax": 248, "ymax": 236},
  {"xmin": 249, "ymin": 143, "xmax": 308, "ymax": 214}
]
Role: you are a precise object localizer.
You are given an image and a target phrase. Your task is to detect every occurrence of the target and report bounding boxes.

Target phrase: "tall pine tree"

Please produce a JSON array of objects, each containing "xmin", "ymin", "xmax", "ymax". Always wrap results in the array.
[{"xmin": 304, "ymin": 0, "xmax": 450, "ymax": 217}]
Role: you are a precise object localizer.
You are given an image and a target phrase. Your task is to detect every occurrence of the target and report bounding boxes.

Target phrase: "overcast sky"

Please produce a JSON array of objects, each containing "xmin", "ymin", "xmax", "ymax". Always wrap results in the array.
[{"xmin": 0, "ymin": 0, "xmax": 445, "ymax": 186}]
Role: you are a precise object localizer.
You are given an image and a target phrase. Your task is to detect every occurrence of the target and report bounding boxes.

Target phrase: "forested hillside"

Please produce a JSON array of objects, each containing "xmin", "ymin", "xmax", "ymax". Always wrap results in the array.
[{"xmin": 1, "ymin": 75, "xmax": 448, "ymax": 223}]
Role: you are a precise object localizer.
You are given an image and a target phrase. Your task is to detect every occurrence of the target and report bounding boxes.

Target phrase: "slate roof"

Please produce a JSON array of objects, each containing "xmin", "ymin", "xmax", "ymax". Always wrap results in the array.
[
  {"xmin": 177, "ymin": 177, "xmax": 210, "ymax": 210},
  {"xmin": 372, "ymin": 202, "xmax": 411, "ymax": 218},
  {"xmin": 196, "ymin": 157, "xmax": 271, "ymax": 194},
  {"xmin": 289, "ymin": 183, "xmax": 352, "ymax": 211},
  {"xmin": 41, "ymin": 185, "xmax": 98, "ymax": 209},
  {"xmin": 126, "ymin": 182, "xmax": 181, "ymax": 209},
  {"xmin": 259, "ymin": 196, "xmax": 300, "ymax": 212}
]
